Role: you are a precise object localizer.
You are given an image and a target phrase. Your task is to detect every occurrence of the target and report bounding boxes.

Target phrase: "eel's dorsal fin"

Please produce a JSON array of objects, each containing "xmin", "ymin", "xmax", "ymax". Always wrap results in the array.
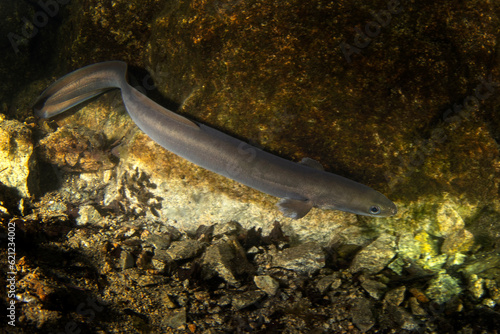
[
  {"xmin": 277, "ymin": 198, "xmax": 313, "ymax": 219},
  {"xmin": 299, "ymin": 157, "xmax": 324, "ymax": 171}
]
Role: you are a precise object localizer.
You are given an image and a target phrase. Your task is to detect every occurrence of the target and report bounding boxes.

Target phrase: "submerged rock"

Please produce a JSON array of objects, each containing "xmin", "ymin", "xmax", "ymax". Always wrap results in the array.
[
  {"xmin": 202, "ymin": 239, "xmax": 252, "ymax": 286},
  {"xmin": 270, "ymin": 242, "xmax": 325, "ymax": 275},
  {"xmin": 254, "ymin": 275, "xmax": 279, "ymax": 296},
  {"xmin": 384, "ymin": 286, "xmax": 406, "ymax": 307},
  {"xmin": 425, "ymin": 271, "xmax": 462, "ymax": 304},
  {"xmin": 0, "ymin": 114, "xmax": 37, "ymax": 198},
  {"xmin": 441, "ymin": 228, "xmax": 475, "ymax": 254},
  {"xmin": 352, "ymin": 297, "xmax": 375, "ymax": 332},
  {"xmin": 166, "ymin": 239, "xmax": 205, "ymax": 261},
  {"xmin": 38, "ymin": 126, "xmax": 116, "ymax": 172},
  {"xmin": 350, "ymin": 234, "xmax": 396, "ymax": 274},
  {"xmin": 76, "ymin": 204, "xmax": 103, "ymax": 226},
  {"xmin": 231, "ymin": 291, "xmax": 266, "ymax": 311}
]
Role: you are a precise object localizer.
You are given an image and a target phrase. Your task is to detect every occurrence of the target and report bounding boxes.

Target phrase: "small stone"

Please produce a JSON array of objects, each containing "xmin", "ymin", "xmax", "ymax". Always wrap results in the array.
[
  {"xmin": 218, "ymin": 295, "xmax": 231, "ymax": 307},
  {"xmin": 145, "ymin": 234, "xmax": 171, "ymax": 250},
  {"xmin": 391, "ymin": 306, "xmax": 419, "ymax": 331},
  {"xmin": 153, "ymin": 249, "xmax": 174, "ymax": 262},
  {"xmin": 316, "ymin": 274, "xmax": 342, "ymax": 295},
  {"xmin": 467, "ymin": 274, "xmax": 485, "ymax": 300},
  {"xmin": 409, "ymin": 297, "xmax": 427, "ymax": 316},
  {"xmin": 441, "ymin": 229, "xmax": 474, "ymax": 254},
  {"xmin": 232, "ymin": 291, "xmax": 265, "ymax": 310},
  {"xmin": 351, "ymin": 297, "xmax": 375, "ymax": 332},
  {"xmin": 485, "ymin": 279, "xmax": 500, "ymax": 304},
  {"xmin": 76, "ymin": 205, "xmax": 102, "ymax": 226},
  {"xmin": 120, "ymin": 250, "xmax": 135, "ymax": 270},
  {"xmin": 384, "ymin": 286, "xmax": 406, "ymax": 306},
  {"xmin": 435, "ymin": 203, "xmax": 464, "ymax": 237},
  {"xmin": 425, "ymin": 271, "xmax": 462, "ymax": 304},
  {"xmin": 161, "ymin": 293, "xmax": 177, "ymax": 309},
  {"xmin": 387, "ymin": 256, "xmax": 405, "ymax": 275},
  {"xmin": 482, "ymin": 298, "xmax": 496, "ymax": 308},
  {"xmin": 254, "ymin": 275, "xmax": 279, "ymax": 296},
  {"xmin": 163, "ymin": 307, "xmax": 187, "ymax": 329},
  {"xmin": 194, "ymin": 291, "xmax": 210, "ymax": 301},
  {"xmin": 136, "ymin": 250, "xmax": 152, "ymax": 269},
  {"xmin": 151, "ymin": 259, "xmax": 167, "ymax": 272},
  {"xmin": 213, "ymin": 221, "xmax": 244, "ymax": 237},
  {"xmin": 359, "ymin": 276, "xmax": 387, "ymax": 300},
  {"xmin": 421, "ymin": 253, "xmax": 448, "ymax": 271},
  {"xmin": 166, "ymin": 239, "xmax": 204, "ymax": 261},
  {"xmin": 152, "ymin": 250, "xmax": 176, "ymax": 274},
  {"xmin": 202, "ymin": 239, "xmax": 252, "ymax": 286},
  {"xmin": 136, "ymin": 274, "xmax": 167, "ymax": 287},
  {"xmin": 350, "ymin": 234, "xmax": 396, "ymax": 274},
  {"xmin": 165, "ymin": 226, "xmax": 183, "ymax": 241},
  {"xmin": 446, "ymin": 252, "xmax": 467, "ymax": 266},
  {"xmin": 247, "ymin": 246, "xmax": 260, "ymax": 256},
  {"xmin": 271, "ymin": 242, "xmax": 325, "ymax": 275},
  {"xmin": 397, "ymin": 233, "xmax": 424, "ymax": 261}
]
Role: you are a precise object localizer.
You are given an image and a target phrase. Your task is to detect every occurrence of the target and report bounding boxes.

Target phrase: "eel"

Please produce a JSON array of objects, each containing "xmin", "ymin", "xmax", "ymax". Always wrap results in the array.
[{"xmin": 34, "ymin": 61, "xmax": 397, "ymax": 219}]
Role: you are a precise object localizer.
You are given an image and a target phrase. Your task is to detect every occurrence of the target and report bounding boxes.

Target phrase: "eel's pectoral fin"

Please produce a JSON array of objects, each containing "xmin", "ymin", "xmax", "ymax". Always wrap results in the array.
[
  {"xmin": 299, "ymin": 157, "xmax": 324, "ymax": 171},
  {"xmin": 277, "ymin": 198, "xmax": 313, "ymax": 219}
]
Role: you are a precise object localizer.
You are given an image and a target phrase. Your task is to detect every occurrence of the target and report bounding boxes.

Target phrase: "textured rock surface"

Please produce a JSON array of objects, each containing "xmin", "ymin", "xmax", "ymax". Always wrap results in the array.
[
  {"xmin": 350, "ymin": 234, "xmax": 396, "ymax": 274},
  {"xmin": 270, "ymin": 242, "xmax": 325, "ymax": 275},
  {"xmin": 0, "ymin": 114, "xmax": 37, "ymax": 198}
]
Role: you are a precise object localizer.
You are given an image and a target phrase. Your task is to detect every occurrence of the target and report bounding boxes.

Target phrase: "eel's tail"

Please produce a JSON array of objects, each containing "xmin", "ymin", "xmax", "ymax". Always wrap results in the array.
[{"xmin": 34, "ymin": 61, "xmax": 128, "ymax": 118}]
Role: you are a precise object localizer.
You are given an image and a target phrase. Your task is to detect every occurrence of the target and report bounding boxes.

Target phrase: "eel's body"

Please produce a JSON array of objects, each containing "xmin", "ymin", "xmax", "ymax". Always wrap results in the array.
[{"xmin": 34, "ymin": 61, "xmax": 397, "ymax": 219}]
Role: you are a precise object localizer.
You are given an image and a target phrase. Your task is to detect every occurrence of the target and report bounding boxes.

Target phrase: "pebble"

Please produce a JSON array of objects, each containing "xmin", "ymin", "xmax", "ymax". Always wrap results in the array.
[
  {"xmin": 351, "ymin": 297, "xmax": 375, "ymax": 332},
  {"xmin": 425, "ymin": 271, "xmax": 462, "ymax": 304},
  {"xmin": 441, "ymin": 229, "xmax": 474, "ymax": 254},
  {"xmin": 316, "ymin": 274, "xmax": 342, "ymax": 295},
  {"xmin": 232, "ymin": 291, "xmax": 266, "ymax": 310},
  {"xmin": 384, "ymin": 286, "xmax": 406, "ymax": 306},
  {"xmin": 202, "ymin": 239, "xmax": 253, "ymax": 286},
  {"xmin": 435, "ymin": 203, "xmax": 464, "ymax": 237},
  {"xmin": 145, "ymin": 234, "xmax": 172, "ymax": 250},
  {"xmin": 409, "ymin": 297, "xmax": 427, "ymax": 316},
  {"xmin": 350, "ymin": 234, "xmax": 396, "ymax": 274},
  {"xmin": 166, "ymin": 239, "xmax": 204, "ymax": 261},
  {"xmin": 76, "ymin": 205, "xmax": 102, "ymax": 226},
  {"xmin": 467, "ymin": 274, "xmax": 485, "ymax": 300},
  {"xmin": 359, "ymin": 275, "xmax": 387, "ymax": 300},
  {"xmin": 120, "ymin": 250, "xmax": 135, "ymax": 270},
  {"xmin": 213, "ymin": 221, "xmax": 245, "ymax": 237},
  {"xmin": 254, "ymin": 275, "xmax": 279, "ymax": 296},
  {"xmin": 271, "ymin": 242, "xmax": 325, "ymax": 275},
  {"xmin": 162, "ymin": 307, "xmax": 186, "ymax": 329}
]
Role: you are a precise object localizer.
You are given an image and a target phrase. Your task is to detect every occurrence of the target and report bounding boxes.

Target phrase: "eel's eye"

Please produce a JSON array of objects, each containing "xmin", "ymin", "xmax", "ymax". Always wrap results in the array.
[{"xmin": 369, "ymin": 206, "xmax": 381, "ymax": 215}]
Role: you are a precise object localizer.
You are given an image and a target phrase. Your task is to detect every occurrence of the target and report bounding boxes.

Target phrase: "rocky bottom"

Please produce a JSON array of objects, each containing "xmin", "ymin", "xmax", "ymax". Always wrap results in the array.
[{"xmin": 1, "ymin": 210, "xmax": 500, "ymax": 334}]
